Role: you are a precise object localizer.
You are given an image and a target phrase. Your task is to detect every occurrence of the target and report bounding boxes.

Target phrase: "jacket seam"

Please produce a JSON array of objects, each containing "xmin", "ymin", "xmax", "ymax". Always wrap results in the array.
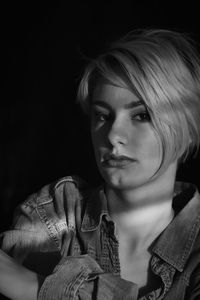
[
  {"xmin": 36, "ymin": 205, "xmax": 60, "ymax": 250},
  {"xmin": 54, "ymin": 175, "xmax": 81, "ymax": 189}
]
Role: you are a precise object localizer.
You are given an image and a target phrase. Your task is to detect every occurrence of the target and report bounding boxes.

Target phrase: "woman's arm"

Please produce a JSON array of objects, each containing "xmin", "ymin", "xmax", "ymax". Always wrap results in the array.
[{"xmin": 0, "ymin": 249, "xmax": 44, "ymax": 300}]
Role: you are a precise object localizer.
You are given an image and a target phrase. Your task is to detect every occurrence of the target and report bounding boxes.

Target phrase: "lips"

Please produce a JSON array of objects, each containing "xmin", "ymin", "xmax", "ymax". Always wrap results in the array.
[{"xmin": 102, "ymin": 153, "xmax": 136, "ymax": 168}]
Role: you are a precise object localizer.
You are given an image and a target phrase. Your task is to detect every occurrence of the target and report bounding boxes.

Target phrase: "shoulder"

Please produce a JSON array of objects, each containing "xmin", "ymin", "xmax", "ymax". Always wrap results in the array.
[
  {"xmin": 20, "ymin": 175, "xmax": 89, "ymax": 210},
  {"xmin": 1, "ymin": 175, "xmax": 91, "ymax": 257},
  {"xmin": 6, "ymin": 175, "xmax": 90, "ymax": 240},
  {"xmin": 13, "ymin": 175, "xmax": 91, "ymax": 231}
]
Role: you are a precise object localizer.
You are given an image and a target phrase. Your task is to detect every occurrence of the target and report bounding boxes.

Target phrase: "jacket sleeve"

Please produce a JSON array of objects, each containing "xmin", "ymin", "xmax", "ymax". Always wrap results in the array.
[
  {"xmin": 38, "ymin": 254, "xmax": 138, "ymax": 300},
  {"xmin": 186, "ymin": 264, "xmax": 200, "ymax": 300},
  {"xmin": 0, "ymin": 188, "xmax": 62, "ymax": 275},
  {"xmin": 0, "ymin": 176, "xmax": 85, "ymax": 276}
]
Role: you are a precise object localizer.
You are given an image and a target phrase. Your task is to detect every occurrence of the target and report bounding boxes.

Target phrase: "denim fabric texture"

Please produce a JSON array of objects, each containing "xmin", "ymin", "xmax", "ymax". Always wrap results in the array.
[
  {"xmin": 38, "ymin": 254, "xmax": 138, "ymax": 299},
  {"xmin": 1, "ymin": 175, "xmax": 200, "ymax": 299}
]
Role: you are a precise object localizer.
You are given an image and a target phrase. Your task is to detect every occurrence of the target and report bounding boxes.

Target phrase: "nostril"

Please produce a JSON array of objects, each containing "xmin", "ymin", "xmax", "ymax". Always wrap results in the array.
[{"xmin": 107, "ymin": 134, "xmax": 128, "ymax": 146}]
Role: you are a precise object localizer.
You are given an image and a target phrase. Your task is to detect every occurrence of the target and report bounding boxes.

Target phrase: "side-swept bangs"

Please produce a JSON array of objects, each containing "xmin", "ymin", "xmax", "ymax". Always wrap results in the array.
[{"xmin": 77, "ymin": 29, "xmax": 200, "ymax": 171}]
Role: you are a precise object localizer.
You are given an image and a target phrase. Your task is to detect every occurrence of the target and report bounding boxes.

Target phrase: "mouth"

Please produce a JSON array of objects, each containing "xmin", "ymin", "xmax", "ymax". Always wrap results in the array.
[{"xmin": 102, "ymin": 154, "xmax": 136, "ymax": 168}]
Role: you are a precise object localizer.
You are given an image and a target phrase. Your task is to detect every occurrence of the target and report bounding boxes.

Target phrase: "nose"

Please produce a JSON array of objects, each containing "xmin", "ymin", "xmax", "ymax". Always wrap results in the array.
[{"xmin": 107, "ymin": 119, "xmax": 128, "ymax": 147}]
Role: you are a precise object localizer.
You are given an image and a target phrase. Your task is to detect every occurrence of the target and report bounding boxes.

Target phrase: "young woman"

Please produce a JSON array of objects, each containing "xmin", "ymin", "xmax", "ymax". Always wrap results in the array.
[{"xmin": 1, "ymin": 29, "xmax": 200, "ymax": 300}]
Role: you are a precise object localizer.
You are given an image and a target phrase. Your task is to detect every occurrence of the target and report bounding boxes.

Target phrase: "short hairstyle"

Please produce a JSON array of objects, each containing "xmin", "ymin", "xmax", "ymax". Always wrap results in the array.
[{"xmin": 77, "ymin": 29, "xmax": 200, "ymax": 171}]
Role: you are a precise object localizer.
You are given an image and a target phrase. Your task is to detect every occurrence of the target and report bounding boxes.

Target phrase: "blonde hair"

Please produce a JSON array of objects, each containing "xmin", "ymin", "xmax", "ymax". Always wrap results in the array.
[{"xmin": 77, "ymin": 29, "xmax": 200, "ymax": 170}]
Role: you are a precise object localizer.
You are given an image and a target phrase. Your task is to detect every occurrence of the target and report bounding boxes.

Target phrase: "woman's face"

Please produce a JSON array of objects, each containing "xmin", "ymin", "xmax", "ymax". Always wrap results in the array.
[{"xmin": 90, "ymin": 82, "xmax": 163, "ymax": 189}]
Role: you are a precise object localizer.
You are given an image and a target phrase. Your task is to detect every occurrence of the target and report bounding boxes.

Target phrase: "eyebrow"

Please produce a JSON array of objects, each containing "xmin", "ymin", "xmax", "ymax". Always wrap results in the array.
[{"xmin": 92, "ymin": 100, "xmax": 145, "ymax": 110}]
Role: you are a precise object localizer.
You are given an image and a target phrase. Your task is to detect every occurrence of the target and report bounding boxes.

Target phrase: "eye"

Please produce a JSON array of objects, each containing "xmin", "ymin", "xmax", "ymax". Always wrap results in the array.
[
  {"xmin": 92, "ymin": 110, "xmax": 110, "ymax": 122},
  {"xmin": 131, "ymin": 111, "xmax": 151, "ymax": 122}
]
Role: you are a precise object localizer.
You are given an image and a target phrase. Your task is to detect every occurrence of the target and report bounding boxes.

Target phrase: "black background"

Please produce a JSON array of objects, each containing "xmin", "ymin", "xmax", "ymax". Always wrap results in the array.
[{"xmin": 1, "ymin": 0, "xmax": 200, "ymax": 231}]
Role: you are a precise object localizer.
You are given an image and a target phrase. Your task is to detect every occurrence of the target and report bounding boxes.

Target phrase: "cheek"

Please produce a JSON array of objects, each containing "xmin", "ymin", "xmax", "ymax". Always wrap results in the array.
[
  {"xmin": 91, "ymin": 128, "xmax": 97, "ymax": 146},
  {"xmin": 144, "ymin": 135, "xmax": 163, "ymax": 166},
  {"xmin": 130, "ymin": 130, "xmax": 162, "ymax": 161},
  {"xmin": 91, "ymin": 125, "xmax": 105, "ymax": 147},
  {"xmin": 91, "ymin": 129, "xmax": 103, "ymax": 158}
]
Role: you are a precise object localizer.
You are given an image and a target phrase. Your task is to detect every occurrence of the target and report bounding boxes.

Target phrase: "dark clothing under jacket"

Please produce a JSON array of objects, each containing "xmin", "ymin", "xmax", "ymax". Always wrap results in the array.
[{"xmin": 1, "ymin": 175, "xmax": 200, "ymax": 299}]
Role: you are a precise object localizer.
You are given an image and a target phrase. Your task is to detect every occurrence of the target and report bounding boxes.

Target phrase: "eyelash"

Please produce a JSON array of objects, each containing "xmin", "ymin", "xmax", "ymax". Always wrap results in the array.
[
  {"xmin": 93, "ymin": 112, "xmax": 109, "ymax": 122},
  {"xmin": 131, "ymin": 111, "xmax": 151, "ymax": 122},
  {"xmin": 92, "ymin": 111, "xmax": 151, "ymax": 123}
]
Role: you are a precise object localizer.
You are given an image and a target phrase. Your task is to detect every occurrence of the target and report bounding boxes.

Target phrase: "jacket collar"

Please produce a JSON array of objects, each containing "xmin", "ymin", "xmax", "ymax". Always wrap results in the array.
[
  {"xmin": 81, "ymin": 181, "xmax": 200, "ymax": 272},
  {"xmin": 152, "ymin": 182, "xmax": 200, "ymax": 272}
]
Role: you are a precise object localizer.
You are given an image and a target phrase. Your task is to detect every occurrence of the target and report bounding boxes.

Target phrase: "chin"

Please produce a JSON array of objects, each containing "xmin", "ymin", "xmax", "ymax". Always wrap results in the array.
[
  {"xmin": 101, "ymin": 171, "xmax": 137, "ymax": 189},
  {"xmin": 100, "ymin": 168, "xmax": 152, "ymax": 190}
]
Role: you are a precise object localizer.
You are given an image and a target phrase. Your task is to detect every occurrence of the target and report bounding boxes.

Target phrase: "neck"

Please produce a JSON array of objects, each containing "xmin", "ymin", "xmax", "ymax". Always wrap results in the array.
[
  {"xmin": 113, "ymin": 201, "xmax": 174, "ymax": 253},
  {"xmin": 106, "ymin": 162, "xmax": 177, "ymax": 252}
]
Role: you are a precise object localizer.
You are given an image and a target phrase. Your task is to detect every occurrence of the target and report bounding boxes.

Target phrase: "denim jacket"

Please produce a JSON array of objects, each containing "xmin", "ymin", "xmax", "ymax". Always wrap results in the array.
[{"xmin": 1, "ymin": 175, "xmax": 200, "ymax": 299}]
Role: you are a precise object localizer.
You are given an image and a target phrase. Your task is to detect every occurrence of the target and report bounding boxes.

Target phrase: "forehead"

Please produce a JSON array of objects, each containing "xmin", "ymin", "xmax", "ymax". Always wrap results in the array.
[{"xmin": 92, "ymin": 83, "xmax": 144, "ymax": 109}]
